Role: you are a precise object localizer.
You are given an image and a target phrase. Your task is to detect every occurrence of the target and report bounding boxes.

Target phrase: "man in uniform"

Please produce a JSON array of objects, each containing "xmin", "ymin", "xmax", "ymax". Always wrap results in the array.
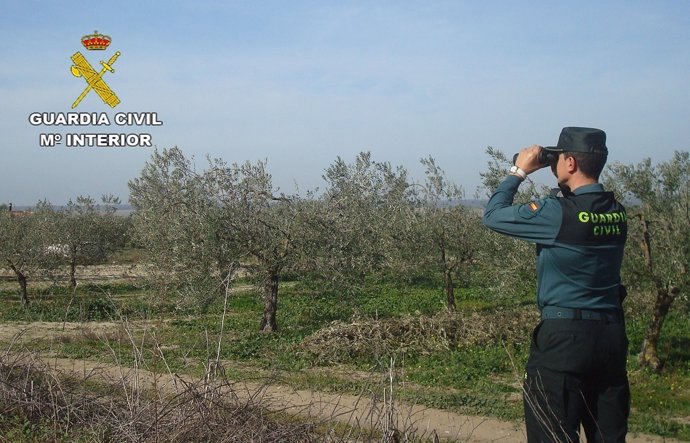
[{"xmin": 482, "ymin": 127, "xmax": 629, "ymax": 442}]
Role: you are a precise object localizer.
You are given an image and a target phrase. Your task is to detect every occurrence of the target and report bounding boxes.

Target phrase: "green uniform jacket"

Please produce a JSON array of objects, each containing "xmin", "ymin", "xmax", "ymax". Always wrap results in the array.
[{"xmin": 482, "ymin": 175, "xmax": 626, "ymax": 311}]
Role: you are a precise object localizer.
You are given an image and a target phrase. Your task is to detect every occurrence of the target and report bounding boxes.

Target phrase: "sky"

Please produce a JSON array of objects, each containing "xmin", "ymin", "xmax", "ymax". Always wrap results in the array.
[{"xmin": 1, "ymin": 1, "xmax": 689, "ymax": 205}]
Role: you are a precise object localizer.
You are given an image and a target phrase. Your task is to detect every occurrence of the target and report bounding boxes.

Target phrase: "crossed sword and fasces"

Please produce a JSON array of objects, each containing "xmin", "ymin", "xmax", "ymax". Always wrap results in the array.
[{"xmin": 70, "ymin": 51, "xmax": 121, "ymax": 108}]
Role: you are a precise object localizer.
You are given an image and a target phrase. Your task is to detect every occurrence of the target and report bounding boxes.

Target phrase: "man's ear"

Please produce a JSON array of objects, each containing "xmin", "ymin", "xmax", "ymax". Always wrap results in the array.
[{"xmin": 565, "ymin": 155, "xmax": 577, "ymax": 173}]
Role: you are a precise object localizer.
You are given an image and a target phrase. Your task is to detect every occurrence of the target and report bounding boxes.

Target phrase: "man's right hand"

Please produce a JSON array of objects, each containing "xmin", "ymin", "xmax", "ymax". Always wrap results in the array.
[{"xmin": 514, "ymin": 145, "xmax": 547, "ymax": 175}]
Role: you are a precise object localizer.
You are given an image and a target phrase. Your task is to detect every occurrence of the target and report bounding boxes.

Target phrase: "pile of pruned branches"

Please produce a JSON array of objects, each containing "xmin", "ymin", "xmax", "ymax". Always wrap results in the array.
[
  {"xmin": 297, "ymin": 308, "xmax": 539, "ymax": 364},
  {"xmin": 0, "ymin": 352, "xmax": 320, "ymax": 442}
]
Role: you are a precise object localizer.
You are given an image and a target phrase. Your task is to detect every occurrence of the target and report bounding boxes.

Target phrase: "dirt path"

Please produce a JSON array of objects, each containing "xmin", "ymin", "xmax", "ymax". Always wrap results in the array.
[
  {"xmin": 0, "ymin": 321, "xmax": 131, "ymax": 342},
  {"xmin": 0, "ymin": 321, "xmax": 682, "ymax": 442},
  {"xmin": 15, "ymin": 354, "xmax": 519, "ymax": 442},
  {"xmin": 3, "ymin": 351, "xmax": 676, "ymax": 443}
]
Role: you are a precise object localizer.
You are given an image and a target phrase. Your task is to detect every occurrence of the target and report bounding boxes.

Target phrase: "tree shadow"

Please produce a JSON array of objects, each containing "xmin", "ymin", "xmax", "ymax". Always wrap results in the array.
[{"xmin": 663, "ymin": 336, "xmax": 690, "ymax": 371}]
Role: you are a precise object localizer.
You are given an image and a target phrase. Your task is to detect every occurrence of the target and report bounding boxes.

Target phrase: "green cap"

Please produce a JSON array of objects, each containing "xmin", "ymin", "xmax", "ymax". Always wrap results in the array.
[{"xmin": 543, "ymin": 127, "xmax": 608, "ymax": 155}]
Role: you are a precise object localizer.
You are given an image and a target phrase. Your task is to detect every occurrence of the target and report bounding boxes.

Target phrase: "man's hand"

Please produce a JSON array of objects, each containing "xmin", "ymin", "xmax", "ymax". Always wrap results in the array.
[{"xmin": 514, "ymin": 145, "xmax": 547, "ymax": 175}]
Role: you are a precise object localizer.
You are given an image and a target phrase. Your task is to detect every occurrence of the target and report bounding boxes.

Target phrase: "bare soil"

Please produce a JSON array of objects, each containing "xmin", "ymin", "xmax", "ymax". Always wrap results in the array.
[{"xmin": 0, "ymin": 263, "xmax": 150, "ymax": 285}]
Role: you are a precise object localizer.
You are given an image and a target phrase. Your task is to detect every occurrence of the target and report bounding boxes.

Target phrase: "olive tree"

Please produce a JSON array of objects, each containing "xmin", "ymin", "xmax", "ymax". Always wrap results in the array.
[
  {"xmin": 129, "ymin": 147, "xmax": 229, "ymax": 306},
  {"xmin": 204, "ymin": 158, "xmax": 304, "ymax": 332},
  {"xmin": 604, "ymin": 151, "xmax": 690, "ymax": 372},
  {"xmin": 405, "ymin": 156, "xmax": 484, "ymax": 312},
  {"xmin": 300, "ymin": 152, "xmax": 412, "ymax": 293},
  {"xmin": 130, "ymin": 148, "xmax": 303, "ymax": 332},
  {"xmin": 57, "ymin": 195, "xmax": 125, "ymax": 288},
  {"xmin": 0, "ymin": 202, "xmax": 57, "ymax": 305}
]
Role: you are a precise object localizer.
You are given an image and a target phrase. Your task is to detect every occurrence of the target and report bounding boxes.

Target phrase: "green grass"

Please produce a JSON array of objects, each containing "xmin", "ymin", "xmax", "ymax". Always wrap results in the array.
[
  {"xmin": 0, "ymin": 415, "xmax": 80, "ymax": 443},
  {"xmin": 624, "ymin": 310, "xmax": 690, "ymax": 440},
  {"xmin": 2, "ymin": 278, "xmax": 689, "ymax": 440},
  {"xmin": 0, "ymin": 281, "xmax": 176, "ymax": 322},
  {"xmin": 109, "ymin": 247, "xmax": 145, "ymax": 264}
]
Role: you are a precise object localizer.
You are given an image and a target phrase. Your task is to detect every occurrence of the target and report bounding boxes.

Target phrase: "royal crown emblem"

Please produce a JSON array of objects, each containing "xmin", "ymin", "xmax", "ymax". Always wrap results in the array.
[
  {"xmin": 70, "ymin": 30, "xmax": 120, "ymax": 108},
  {"xmin": 81, "ymin": 30, "xmax": 111, "ymax": 50}
]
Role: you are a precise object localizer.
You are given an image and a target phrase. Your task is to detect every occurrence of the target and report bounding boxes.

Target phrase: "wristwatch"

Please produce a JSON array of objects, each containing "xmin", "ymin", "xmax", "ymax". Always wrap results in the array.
[{"xmin": 509, "ymin": 165, "xmax": 527, "ymax": 180}]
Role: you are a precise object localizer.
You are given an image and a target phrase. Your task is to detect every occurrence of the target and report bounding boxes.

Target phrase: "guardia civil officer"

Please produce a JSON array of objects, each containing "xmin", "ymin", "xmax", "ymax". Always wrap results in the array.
[{"xmin": 482, "ymin": 127, "xmax": 629, "ymax": 442}]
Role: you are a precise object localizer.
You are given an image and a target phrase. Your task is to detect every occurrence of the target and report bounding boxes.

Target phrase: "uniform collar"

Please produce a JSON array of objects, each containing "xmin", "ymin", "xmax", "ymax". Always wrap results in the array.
[{"xmin": 572, "ymin": 182, "xmax": 605, "ymax": 195}]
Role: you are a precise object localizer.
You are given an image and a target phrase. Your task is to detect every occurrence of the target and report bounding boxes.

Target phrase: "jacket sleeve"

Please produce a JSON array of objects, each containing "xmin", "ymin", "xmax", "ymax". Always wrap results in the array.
[{"xmin": 482, "ymin": 175, "xmax": 561, "ymax": 244}]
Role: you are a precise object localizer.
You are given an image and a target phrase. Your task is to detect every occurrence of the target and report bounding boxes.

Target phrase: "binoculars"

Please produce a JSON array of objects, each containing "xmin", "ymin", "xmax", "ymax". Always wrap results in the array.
[{"xmin": 512, "ymin": 149, "xmax": 557, "ymax": 166}]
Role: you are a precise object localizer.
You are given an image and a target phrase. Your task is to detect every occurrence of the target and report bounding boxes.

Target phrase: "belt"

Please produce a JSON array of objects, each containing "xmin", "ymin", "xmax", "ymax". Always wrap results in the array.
[{"xmin": 541, "ymin": 306, "xmax": 623, "ymax": 323}]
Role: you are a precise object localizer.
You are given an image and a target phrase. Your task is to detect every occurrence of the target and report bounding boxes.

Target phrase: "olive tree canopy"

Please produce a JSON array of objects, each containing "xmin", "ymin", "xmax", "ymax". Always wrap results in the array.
[
  {"xmin": 604, "ymin": 151, "xmax": 690, "ymax": 372},
  {"xmin": 129, "ymin": 147, "xmax": 303, "ymax": 332}
]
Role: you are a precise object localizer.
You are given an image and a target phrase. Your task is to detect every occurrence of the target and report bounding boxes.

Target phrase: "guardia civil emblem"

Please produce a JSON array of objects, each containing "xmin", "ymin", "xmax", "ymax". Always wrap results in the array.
[{"xmin": 70, "ymin": 31, "xmax": 121, "ymax": 109}]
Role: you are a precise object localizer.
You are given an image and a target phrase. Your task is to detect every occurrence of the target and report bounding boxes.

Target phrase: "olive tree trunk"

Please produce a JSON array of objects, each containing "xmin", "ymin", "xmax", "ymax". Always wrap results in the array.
[
  {"xmin": 439, "ymin": 240, "xmax": 456, "ymax": 312},
  {"xmin": 443, "ymin": 268, "xmax": 456, "ymax": 312},
  {"xmin": 638, "ymin": 286, "xmax": 678, "ymax": 372},
  {"xmin": 636, "ymin": 216, "xmax": 681, "ymax": 372},
  {"xmin": 8, "ymin": 261, "xmax": 29, "ymax": 306},
  {"xmin": 259, "ymin": 271, "xmax": 279, "ymax": 333},
  {"xmin": 69, "ymin": 254, "xmax": 78, "ymax": 289}
]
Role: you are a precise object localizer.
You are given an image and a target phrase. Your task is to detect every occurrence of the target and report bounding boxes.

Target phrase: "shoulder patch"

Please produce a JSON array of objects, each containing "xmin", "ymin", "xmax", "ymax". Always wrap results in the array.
[{"xmin": 517, "ymin": 199, "xmax": 547, "ymax": 219}]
